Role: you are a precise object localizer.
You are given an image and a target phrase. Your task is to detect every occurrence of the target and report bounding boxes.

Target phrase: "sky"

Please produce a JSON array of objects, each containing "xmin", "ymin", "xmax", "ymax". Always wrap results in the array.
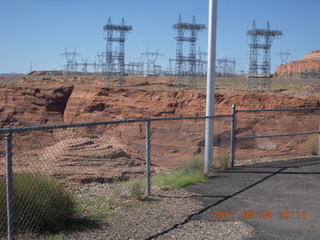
[{"xmin": 0, "ymin": 0, "xmax": 319, "ymax": 73}]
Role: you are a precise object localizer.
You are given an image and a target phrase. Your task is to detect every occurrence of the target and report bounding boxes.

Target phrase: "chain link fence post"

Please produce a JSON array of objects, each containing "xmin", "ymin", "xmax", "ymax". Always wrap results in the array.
[
  {"xmin": 318, "ymin": 121, "xmax": 320, "ymax": 157},
  {"xmin": 230, "ymin": 104, "xmax": 237, "ymax": 167},
  {"xmin": 145, "ymin": 121, "xmax": 151, "ymax": 196},
  {"xmin": 4, "ymin": 132, "xmax": 14, "ymax": 240}
]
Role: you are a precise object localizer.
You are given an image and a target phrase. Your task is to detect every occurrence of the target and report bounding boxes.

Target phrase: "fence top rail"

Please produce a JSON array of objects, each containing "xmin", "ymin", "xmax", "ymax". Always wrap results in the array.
[
  {"xmin": 0, "ymin": 114, "xmax": 232, "ymax": 133},
  {"xmin": 236, "ymin": 107, "xmax": 320, "ymax": 113},
  {"xmin": 236, "ymin": 130, "xmax": 320, "ymax": 140}
]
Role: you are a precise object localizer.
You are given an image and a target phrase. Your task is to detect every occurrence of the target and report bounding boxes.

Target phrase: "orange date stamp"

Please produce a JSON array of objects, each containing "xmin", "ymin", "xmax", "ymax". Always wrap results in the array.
[{"xmin": 211, "ymin": 209, "xmax": 308, "ymax": 220}]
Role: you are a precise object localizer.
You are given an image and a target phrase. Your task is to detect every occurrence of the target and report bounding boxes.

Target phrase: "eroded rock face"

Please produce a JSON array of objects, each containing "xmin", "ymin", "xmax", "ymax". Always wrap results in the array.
[
  {"xmin": 0, "ymin": 84, "xmax": 74, "ymax": 128},
  {"xmin": 63, "ymin": 86, "xmax": 206, "ymax": 123},
  {"xmin": 275, "ymin": 50, "xmax": 320, "ymax": 76},
  {"xmin": 2, "ymin": 77, "xmax": 320, "ymax": 183}
]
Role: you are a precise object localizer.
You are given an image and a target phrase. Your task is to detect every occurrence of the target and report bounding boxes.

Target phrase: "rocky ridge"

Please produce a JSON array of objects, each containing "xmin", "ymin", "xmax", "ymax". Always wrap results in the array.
[
  {"xmin": 275, "ymin": 50, "xmax": 320, "ymax": 76},
  {"xmin": 1, "ymin": 76, "xmax": 320, "ymax": 184}
]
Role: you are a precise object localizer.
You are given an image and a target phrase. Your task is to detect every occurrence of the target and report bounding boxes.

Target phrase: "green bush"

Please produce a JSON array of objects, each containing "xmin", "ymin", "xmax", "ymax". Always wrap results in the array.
[
  {"xmin": 152, "ymin": 158, "xmax": 207, "ymax": 188},
  {"xmin": 0, "ymin": 173, "xmax": 75, "ymax": 234}
]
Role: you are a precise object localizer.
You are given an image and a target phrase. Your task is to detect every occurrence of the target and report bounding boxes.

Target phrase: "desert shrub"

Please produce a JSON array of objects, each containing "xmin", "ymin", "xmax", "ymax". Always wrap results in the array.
[
  {"xmin": 110, "ymin": 183, "xmax": 126, "ymax": 200},
  {"xmin": 127, "ymin": 180, "xmax": 145, "ymax": 200},
  {"xmin": 214, "ymin": 155, "xmax": 230, "ymax": 170},
  {"xmin": 0, "ymin": 173, "xmax": 75, "ymax": 234},
  {"xmin": 110, "ymin": 179, "xmax": 146, "ymax": 201},
  {"xmin": 304, "ymin": 136, "xmax": 319, "ymax": 156},
  {"xmin": 153, "ymin": 158, "xmax": 207, "ymax": 188},
  {"xmin": 179, "ymin": 157, "xmax": 204, "ymax": 175}
]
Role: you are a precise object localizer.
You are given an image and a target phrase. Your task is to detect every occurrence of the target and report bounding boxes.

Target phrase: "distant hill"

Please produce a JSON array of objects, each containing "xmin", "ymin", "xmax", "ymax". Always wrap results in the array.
[
  {"xmin": 0, "ymin": 73, "xmax": 23, "ymax": 77},
  {"xmin": 275, "ymin": 50, "xmax": 320, "ymax": 78}
]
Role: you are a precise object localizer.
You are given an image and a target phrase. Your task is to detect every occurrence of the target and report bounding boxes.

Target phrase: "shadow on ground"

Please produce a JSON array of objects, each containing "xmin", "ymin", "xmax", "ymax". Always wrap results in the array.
[{"xmin": 146, "ymin": 157, "xmax": 320, "ymax": 240}]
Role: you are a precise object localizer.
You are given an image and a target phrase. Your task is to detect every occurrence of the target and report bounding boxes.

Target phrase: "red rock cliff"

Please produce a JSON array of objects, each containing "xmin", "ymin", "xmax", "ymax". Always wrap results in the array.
[{"xmin": 275, "ymin": 50, "xmax": 320, "ymax": 76}]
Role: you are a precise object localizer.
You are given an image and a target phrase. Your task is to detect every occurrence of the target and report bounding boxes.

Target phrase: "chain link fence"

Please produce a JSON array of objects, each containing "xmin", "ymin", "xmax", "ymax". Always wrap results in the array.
[
  {"xmin": 1, "ymin": 108, "xmax": 320, "ymax": 239},
  {"xmin": 234, "ymin": 107, "xmax": 320, "ymax": 165},
  {"xmin": 0, "ymin": 115, "xmax": 231, "ymax": 239}
]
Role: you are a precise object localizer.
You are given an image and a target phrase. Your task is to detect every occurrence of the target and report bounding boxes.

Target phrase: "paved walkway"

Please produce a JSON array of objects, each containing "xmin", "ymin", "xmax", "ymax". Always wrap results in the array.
[{"xmin": 187, "ymin": 158, "xmax": 320, "ymax": 239}]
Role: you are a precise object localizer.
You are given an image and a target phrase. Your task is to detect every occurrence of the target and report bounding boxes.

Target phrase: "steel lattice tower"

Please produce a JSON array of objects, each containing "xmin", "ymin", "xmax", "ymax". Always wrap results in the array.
[
  {"xmin": 217, "ymin": 58, "xmax": 236, "ymax": 76},
  {"xmin": 197, "ymin": 48, "xmax": 208, "ymax": 75},
  {"xmin": 73, "ymin": 58, "xmax": 97, "ymax": 73},
  {"xmin": 278, "ymin": 49, "xmax": 291, "ymax": 65},
  {"xmin": 80, "ymin": 59, "xmax": 89, "ymax": 73},
  {"xmin": 103, "ymin": 17, "xmax": 132, "ymax": 76},
  {"xmin": 141, "ymin": 49, "xmax": 164, "ymax": 75},
  {"xmin": 167, "ymin": 58, "xmax": 175, "ymax": 75},
  {"xmin": 61, "ymin": 49, "xmax": 79, "ymax": 72},
  {"xmin": 96, "ymin": 52, "xmax": 106, "ymax": 72},
  {"xmin": 173, "ymin": 15, "xmax": 205, "ymax": 76},
  {"xmin": 127, "ymin": 62, "xmax": 144, "ymax": 75},
  {"xmin": 247, "ymin": 20, "xmax": 283, "ymax": 90}
]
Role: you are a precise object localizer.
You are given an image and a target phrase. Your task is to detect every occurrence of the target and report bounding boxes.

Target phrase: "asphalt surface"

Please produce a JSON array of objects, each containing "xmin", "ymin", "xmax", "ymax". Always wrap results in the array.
[{"xmin": 187, "ymin": 158, "xmax": 320, "ymax": 240}]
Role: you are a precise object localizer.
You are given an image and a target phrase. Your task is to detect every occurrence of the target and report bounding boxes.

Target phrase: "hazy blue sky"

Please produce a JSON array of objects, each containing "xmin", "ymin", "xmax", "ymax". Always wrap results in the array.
[{"xmin": 0, "ymin": 0, "xmax": 319, "ymax": 73}]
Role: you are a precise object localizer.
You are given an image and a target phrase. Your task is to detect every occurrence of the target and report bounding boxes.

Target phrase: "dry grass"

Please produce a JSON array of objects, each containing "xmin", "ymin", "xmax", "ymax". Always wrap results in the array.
[
  {"xmin": 214, "ymin": 155, "xmax": 230, "ymax": 170},
  {"xmin": 304, "ymin": 136, "xmax": 319, "ymax": 156}
]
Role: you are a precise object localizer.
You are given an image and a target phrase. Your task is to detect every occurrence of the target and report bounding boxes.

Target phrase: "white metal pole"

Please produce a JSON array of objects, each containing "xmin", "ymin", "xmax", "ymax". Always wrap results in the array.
[{"xmin": 204, "ymin": 0, "xmax": 217, "ymax": 174}]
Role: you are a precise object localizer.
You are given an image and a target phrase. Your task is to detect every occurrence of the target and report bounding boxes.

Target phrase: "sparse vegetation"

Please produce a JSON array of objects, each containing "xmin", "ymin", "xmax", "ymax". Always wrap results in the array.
[
  {"xmin": 75, "ymin": 198, "xmax": 116, "ymax": 221},
  {"xmin": 304, "ymin": 136, "xmax": 319, "ymax": 156},
  {"xmin": 127, "ymin": 179, "xmax": 145, "ymax": 200},
  {"xmin": 44, "ymin": 233, "xmax": 65, "ymax": 240},
  {"xmin": 152, "ymin": 158, "xmax": 207, "ymax": 188},
  {"xmin": 214, "ymin": 154, "xmax": 230, "ymax": 170},
  {"xmin": 110, "ymin": 179, "xmax": 146, "ymax": 200},
  {"xmin": 0, "ymin": 173, "xmax": 75, "ymax": 234}
]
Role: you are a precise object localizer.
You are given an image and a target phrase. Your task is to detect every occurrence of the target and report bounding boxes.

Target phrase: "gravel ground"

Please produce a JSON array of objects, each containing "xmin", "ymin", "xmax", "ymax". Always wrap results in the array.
[
  {"xmin": 8, "ymin": 186, "xmax": 254, "ymax": 240},
  {"xmin": 157, "ymin": 220, "xmax": 254, "ymax": 240},
  {"xmin": 67, "ymin": 187, "xmax": 204, "ymax": 240},
  {"xmin": 65, "ymin": 187, "xmax": 253, "ymax": 240}
]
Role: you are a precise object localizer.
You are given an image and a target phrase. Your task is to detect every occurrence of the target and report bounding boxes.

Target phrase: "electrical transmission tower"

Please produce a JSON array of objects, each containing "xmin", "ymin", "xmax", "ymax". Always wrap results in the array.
[
  {"xmin": 73, "ymin": 59, "xmax": 97, "ymax": 74},
  {"xmin": 61, "ymin": 49, "xmax": 79, "ymax": 72},
  {"xmin": 96, "ymin": 52, "xmax": 106, "ymax": 72},
  {"xmin": 197, "ymin": 48, "xmax": 208, "ymax": 75},
  {"xmin": 103, "ymin": 17, "xmax": 132, "ymax": 78},
  {"xmin": 278, "ymin": 49, "xmax": 291, "ymax": 65},
  {"xmin": 166, "ymin": 58, "xmax": 175, "ymax": 75},
  {"xmin": 247, "ymin": 20, "xmax": 283, "ymax": 90},
  {"xmin": 127, "ymin": 62, "xmax": 144, "ymax": 75},
  {"xmin": 80, "ymin": 59, "xmax": 89, "ymax": 73},
  {"xmin": 141, "ymin": 49, "xmax": 164, "ymax": 75},
  {"xmin": 173, "ymin": 15, "xmax": 206, "ymax": 76},
  {"xmin": 217, "ymin": 58, "xmax": 236, "ymax": 76}
]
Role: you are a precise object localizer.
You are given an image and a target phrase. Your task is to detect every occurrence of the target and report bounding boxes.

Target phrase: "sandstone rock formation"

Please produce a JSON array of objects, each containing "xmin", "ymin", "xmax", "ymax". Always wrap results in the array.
[
  {"xmin": 1, "ymin": 76, "xmax": 320, "ymax": 184},
  {"xmin": 0, "ymin": 84, "xmax": 74, "ymax": 128},
  {"xmin": 275, "ymin": 50, "xmax": 320, "ymax": 77}
]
